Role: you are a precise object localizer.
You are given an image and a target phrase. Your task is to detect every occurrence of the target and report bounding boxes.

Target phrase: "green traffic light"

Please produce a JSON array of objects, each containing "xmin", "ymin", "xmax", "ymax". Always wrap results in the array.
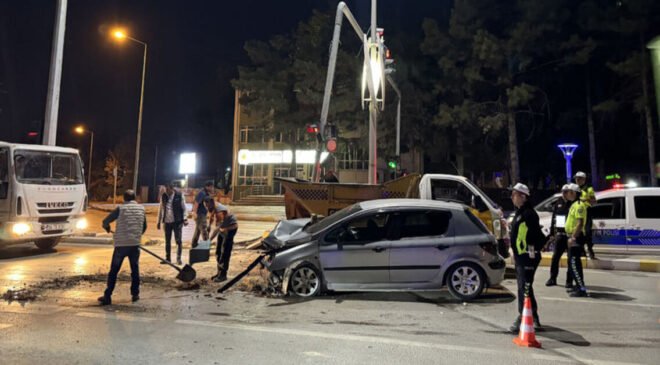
[{"xmin": 388, "ymin": 161, "xmax": 397, "ymax": 169}]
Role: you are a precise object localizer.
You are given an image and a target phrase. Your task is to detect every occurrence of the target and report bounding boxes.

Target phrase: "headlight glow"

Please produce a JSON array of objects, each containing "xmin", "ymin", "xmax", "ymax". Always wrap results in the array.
[
  {"xmin": 12, "ymin": 222, "xmax": 31, "ymax": 236},
  {"xmin": 75, "ymin": 218, "xmax": 88, "ymax": 230}
]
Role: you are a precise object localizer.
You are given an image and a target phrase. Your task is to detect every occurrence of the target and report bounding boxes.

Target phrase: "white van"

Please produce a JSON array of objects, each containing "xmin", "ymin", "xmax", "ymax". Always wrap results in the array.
[
  {"xmin": 0, "ymin": 142, "xmax": 89, "ymax": 250},
  {"xmin": 590, "ymin": 188, "xmax": 660, "ymax": 246}
]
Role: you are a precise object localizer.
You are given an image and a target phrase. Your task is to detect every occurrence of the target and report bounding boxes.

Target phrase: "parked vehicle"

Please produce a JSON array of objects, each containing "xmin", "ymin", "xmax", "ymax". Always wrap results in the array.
[
  {"xmin": 590, "ymin": 188, "xmax": 660, "ymax": 246},
  {"xmin": 0, "ymin": 142, "xmax": 88, "ymax": 250},
  {"xmin": 262, "ymin": 199, "xmax": 506, "ymax": 301},
  {"xmin": 279, "ymin": 173, "xmax": 509, "ymax": 257},
  {"xmin": 523, "ymin": 188, "xmax": 660, "ymax": 246}
]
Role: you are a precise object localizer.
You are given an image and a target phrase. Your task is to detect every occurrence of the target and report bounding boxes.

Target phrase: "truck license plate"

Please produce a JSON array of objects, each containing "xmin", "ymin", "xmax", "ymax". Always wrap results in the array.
[{"xmin": 42, "ymin": 223, "xmax": 67, "ymax": 231}]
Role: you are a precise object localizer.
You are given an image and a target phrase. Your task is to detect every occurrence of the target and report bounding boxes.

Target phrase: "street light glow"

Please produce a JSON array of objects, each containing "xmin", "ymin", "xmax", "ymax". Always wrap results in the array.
[
  {"xmin": 74, "ymin": 126, "xmax": 85, "ymax": 134},
  {"xmin": 112, "ymin": 29, "xmax": 126, "ymax": 39}
]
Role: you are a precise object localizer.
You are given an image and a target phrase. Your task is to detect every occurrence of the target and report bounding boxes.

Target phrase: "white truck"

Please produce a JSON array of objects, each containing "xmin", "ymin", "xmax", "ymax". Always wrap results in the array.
[{"xmin": 0, "ymin": 141, "xmax": 89, "ymax": 250}]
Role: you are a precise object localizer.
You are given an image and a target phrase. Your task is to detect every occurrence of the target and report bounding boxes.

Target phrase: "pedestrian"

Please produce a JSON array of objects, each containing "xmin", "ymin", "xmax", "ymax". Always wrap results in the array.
[
  {"xmin": 546, "ymin": 184, "xmax": 574, "ymax": 288},
  {"xmin": 191, "ymin": 180, "xmax": 215, "ymax": 247},
  {"xmin": 574, "ymin": 171, "xmax": 597, "ymax": 259},
  {"xmin": 157, "ymin": 182, "xmax": 188, "ymax": 265},
  {"xmin": 205, "ymin": 199, "xmax": 238, "ymax": 283},
  {"xmin": 508, "ymin": 183, "xmax": 545, "ymax": 333},
  {"xmin": 98, "ymin": 190, "xmax": 146, "ymax": 305},
  {"xmin": 564, "ymin": 183, "xmax": 589, "ymax": 297},
  {"xmin": 322, "ymin": 170, "xmax": 339, "ymax": 183}
]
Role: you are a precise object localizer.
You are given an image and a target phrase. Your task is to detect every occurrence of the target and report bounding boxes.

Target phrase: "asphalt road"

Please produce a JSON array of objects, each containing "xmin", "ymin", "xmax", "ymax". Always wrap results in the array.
[{"xmin": 1, "ymin": 243, "xmax": 659, "ymax": 365}]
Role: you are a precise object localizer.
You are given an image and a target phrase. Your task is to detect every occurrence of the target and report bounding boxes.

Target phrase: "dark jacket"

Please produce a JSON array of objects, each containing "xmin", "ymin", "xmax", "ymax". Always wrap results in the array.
[
  {"xmin": 160, "ymin": 191, "xmax": 186, "ymax": 224},
  {"xmin": 550, "ymin": 198, "xmax": 573, "ymax": 235},
  {"xmin": 510, "ymin": 201, "xmax": 545, "ymax": 258}
]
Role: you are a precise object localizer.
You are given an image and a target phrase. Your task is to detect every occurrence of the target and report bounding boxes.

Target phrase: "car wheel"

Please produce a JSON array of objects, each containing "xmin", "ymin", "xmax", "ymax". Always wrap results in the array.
[
  {"xmin": 35, "ymin": 237, "xmax": 60, "ymax": 251},
  {"xmin": 288, "ymin": 264, "xmax": 322, "ymax": 298},
  {"xmin": 446, "ymin": 262, "xmax": 485, "ymax": 301}
]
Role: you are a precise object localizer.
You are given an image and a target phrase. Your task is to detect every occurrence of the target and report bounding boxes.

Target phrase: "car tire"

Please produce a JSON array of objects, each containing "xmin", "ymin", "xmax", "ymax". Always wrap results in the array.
[
  {"xmin": 288, "ymin": 264, "xmax": 322, "ymax": 298},
  {"xmin": 446, "ymin": 262, "xmax": 486, "ymax": 301},
  {"xmin": 35, "ymin": 237, "xmax": 60, "ymax": 251}
]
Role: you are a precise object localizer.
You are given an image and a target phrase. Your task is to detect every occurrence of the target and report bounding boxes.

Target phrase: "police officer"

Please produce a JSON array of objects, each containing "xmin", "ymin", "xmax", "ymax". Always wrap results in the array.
[
  {"xmin": 509, "ymin": 183, "xmax": 545, "ymax": 333},
  {"xmin": 564, "ymin": 183, "xmax": 589, "ymax": 297},
  {"xmin": 545, "ymin": 184, "xmax": 574, "ymax": 288},
  {"xmin": 574, "ymin": 171, "xmax": 596, "ymax": 259}
]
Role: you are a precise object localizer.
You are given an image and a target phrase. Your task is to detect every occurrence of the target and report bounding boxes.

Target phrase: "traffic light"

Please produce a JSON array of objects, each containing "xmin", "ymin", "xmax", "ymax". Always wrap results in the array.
[
  {"xmin": 388, "ymin": 159, "xmax": 397, "ymax": 169},
  {"xmin": 306, "ymin": 124, "xmax": 319, "ymax": 134}
]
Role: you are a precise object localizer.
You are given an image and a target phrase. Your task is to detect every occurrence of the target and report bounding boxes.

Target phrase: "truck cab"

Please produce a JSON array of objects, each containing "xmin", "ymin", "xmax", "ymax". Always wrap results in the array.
[
  {"xmin": 0, "ymin": 142, "xmax": 88, "ymax": 250},
  {"xmin": 418, "ymin": 174, "xmax": 508, "ymax": 252}
]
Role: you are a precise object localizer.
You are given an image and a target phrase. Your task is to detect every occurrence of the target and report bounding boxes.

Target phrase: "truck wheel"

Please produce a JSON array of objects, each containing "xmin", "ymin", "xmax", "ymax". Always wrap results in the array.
[
  {"xmin": 35, "ymin": 238, "xmax": 60, "ymax": 250},
  {"xmin": 446, "ymin": 262, "xmax": 485, "ymax": 301}
]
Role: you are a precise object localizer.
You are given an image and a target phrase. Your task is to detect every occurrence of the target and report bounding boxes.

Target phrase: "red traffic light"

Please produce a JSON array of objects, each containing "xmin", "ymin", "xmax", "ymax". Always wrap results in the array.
[{"xmin": 306, "ymin": 124, "xmax": 319, "ymax": 134}]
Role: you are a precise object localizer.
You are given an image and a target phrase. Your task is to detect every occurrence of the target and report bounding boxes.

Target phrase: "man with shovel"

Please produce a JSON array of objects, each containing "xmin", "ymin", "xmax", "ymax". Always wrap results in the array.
[
  {"xmin": 99, "ymin": 190, "xmax": 147, "ymax": 305},
  {"xmin": 205, "ymin": 198, "xmax": 238, "ymax": 283}
]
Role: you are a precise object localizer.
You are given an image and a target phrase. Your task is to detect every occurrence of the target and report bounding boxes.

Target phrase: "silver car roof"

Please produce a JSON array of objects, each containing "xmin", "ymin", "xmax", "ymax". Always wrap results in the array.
[{"xmin": 358, "ymin": 199, "xmax": 466, "ymax": 211}]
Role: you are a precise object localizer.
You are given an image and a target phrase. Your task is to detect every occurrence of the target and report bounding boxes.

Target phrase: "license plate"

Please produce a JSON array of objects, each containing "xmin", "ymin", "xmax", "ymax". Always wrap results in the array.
[{"xmin": 42, "ymin": 223, "xmax": 67, "ymax": 231}]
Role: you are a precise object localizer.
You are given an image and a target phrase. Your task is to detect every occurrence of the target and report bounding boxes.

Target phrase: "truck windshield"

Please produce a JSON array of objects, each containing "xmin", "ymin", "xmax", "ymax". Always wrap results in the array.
[
  {"xmin": 464, "ymin": 179, "xmax": 499, "ymax": 209},
  {"xmin": 14, "ymin": 150, "xmax": 84, "ymax": 185}
]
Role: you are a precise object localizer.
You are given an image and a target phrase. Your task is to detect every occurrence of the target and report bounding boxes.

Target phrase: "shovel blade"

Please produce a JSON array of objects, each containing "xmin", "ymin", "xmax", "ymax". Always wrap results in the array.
[{"xmin": 176, "ymin": 265, "xmax": 197, "ymax": 282}]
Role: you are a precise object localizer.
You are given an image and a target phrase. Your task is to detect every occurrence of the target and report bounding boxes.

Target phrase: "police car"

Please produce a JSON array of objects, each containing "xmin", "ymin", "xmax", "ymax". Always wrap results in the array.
[{"xmin": 536, "ymin": 187, "xmax": 660, "ymax": 246}]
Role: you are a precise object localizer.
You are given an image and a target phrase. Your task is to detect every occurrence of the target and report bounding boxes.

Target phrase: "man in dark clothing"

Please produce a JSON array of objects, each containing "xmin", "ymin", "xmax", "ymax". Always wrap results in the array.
[
  {"xmin": 546, "ymin": 184, "xmax": 574, "ymax": 288},
  {"xmin": 157, "ymin": 182, "xmax": 188, "ymax": 265},
  {"xmin": 191, "ymin": 181, "xmax": 214, "ymax": 247},
  {"xmin": 98, "ymin": 190, "xmax": 147, "ymax": 305},
  {"xmin": 205, "ymin": 200, "xmax": 238, "ymax": 283},
  {"xmin": 508, "ymin": 183, "xmax": 545, "ymax": 333}
]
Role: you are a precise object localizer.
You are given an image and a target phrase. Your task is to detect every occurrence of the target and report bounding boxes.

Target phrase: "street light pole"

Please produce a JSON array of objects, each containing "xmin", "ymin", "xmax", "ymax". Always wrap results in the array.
[
  {"xmin": 87, "ymin": 131, "xmax": 94, "ymax": 187},
  {"xmin": 111, "ymin": 30, "xmax": 148, "ymax": 193},
  {"xmin": 558, "ymin": 144, "xmax": 579, "ymax": 184},
  {"xmin": 133, "ymin": 41, "xmax": 147, "ymax": 193}
]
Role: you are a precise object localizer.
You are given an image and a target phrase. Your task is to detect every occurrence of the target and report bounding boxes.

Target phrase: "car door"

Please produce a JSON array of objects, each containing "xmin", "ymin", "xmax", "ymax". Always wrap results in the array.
[
  {"xmin": 591, "ymin": 194, "xmax": 627, "ymax": 245},
  {"xmin": 626, "ymin": 191, "xmax": 660, "ymax": 246},
  {"xmin": 0, "ymin": 147, "xmax": 10, "ymax": 222},
  {"xmin": 389, "ymin": 209, "xmax": 454, "ymax": 283},
  {"xmin": 319, "ymin": 212, "xmax": 392, "ymax": 286}
]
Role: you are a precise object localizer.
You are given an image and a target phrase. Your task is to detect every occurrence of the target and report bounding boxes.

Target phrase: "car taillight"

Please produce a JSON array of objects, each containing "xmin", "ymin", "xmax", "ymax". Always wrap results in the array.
[{"xmin": 479, "ymin": 241, "xmax": 498, "ymax": 256}]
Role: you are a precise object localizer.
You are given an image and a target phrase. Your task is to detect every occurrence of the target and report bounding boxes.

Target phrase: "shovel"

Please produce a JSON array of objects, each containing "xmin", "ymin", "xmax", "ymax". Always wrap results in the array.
[{"xmin": 139, "ymin": 246, "xmax": 197, "ymax": 282}]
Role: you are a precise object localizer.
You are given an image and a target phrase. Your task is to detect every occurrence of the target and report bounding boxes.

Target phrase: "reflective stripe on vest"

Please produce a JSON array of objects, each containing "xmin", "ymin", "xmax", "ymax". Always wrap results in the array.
[{"xmin": 516, "ymin": 222, "xmax": 528, "ymax": 255}]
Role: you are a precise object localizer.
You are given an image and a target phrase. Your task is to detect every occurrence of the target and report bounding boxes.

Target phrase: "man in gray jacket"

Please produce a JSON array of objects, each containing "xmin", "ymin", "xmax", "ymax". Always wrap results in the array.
[{"xmin": 98, "ymin": 190, "xmax": 147, "ymax": 305}]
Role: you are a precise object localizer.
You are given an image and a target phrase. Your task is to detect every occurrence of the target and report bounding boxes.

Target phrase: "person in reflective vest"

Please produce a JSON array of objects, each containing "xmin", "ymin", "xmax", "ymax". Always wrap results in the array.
[
  {"xmin": 564, "ymin": 183, "xmax": 589, "ymax": 297},
  {"xmin": 508, "ymin": 183, "xmax": 545, "ymax": 333},
  {"xmin": 574, "ymin": 171, "xmax": 596, "ymax": 259},
  {"xmin": 546, "ymin": 184, "xmax": 574, "ymax": 288}
]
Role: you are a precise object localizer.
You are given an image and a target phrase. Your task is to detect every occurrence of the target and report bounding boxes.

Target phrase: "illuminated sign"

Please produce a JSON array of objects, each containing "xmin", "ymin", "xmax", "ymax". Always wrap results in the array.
[
  {"xmin": 238, "ymin": 150, "xmax": 329, "ymax": 165},
  {"xmin": 605, "ymin": 173, "xmax": 621, "ymax": 181},
  {"xmin": 179, "ymin": 153, "xmax": 197, "ymax": 174}
]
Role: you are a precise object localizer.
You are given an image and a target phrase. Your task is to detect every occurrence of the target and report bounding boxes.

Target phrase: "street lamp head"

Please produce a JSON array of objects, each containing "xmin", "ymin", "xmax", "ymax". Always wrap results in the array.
[
  {"xmin": 112, "ymin": 29, "xmax": 127, "ymax": 40},
  {"xmin": 74, "ymin": 126, "xmax": 85, "ymax": 134}
]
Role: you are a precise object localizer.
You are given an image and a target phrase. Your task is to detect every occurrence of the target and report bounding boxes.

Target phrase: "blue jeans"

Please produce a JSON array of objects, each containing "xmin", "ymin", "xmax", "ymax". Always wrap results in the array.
[{"xmin": 104, "ymin": 246, "xmax": 140, "ymax": 298}]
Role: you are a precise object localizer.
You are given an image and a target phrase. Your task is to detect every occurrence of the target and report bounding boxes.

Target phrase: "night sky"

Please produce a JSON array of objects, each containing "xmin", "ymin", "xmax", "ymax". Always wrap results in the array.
[
  {"xmin": 1, "ymin": 1, "xmax": 658, "ymax": 188},
  {"xmin": 0, "ymin": 0, "xmax": 449, "ymax": 188}
]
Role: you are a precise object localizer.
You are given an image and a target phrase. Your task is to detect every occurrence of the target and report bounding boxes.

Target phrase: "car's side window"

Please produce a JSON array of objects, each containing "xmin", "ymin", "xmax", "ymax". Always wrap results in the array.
[
  {"xmin": 634, "ymin": 196, "xmax": 660, "ymax": 219},
  {"xmin": 591, "ymin": 198, "xmax": 626, "ymax": 220},
  {"xmin": 400, "ymin": 210, "xmax": 451, "ymax": 239},
  {"xmin": 0, "ymin": 148, "xmax": 8, "ymax": 200},
  {"xmin": 324, "ymin": 213, "xmax": 390, "ymax": 245}
]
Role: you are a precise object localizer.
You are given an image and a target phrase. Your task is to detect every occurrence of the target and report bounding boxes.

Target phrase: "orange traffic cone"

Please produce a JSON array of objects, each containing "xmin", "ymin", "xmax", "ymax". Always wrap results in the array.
[{"xmin": 513, "ymin": 294, "xmax": 542, "ymax": 348}]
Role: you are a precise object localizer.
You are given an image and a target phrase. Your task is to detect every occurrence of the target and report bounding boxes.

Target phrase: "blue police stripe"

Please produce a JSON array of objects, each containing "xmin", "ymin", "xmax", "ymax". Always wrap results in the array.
[{"xmin": 593, "ymin": 229, "xmax": 660, "ymax": 246}]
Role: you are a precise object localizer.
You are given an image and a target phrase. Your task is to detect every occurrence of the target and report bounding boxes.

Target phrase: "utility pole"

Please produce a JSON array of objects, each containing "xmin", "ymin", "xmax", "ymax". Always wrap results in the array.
[
  {"xmin": 368, "ymin": 0, "xmax": 378, "ymax": 184},
  {"xmin": 42, "ymin": 0, "xmax": 67, "ymax": 146}
]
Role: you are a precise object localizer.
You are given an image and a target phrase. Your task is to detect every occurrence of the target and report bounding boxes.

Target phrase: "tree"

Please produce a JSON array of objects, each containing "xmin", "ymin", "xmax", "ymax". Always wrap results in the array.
[{"xmin": 233, "ymin": 10, "xmax": 362, "ymax": 177}]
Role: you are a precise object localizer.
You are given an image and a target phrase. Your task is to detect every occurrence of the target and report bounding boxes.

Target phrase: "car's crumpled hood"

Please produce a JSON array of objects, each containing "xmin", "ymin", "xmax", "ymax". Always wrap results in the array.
[{"xmin": 262, "ymin": 218, "xmax": 313, "ymax": 250}]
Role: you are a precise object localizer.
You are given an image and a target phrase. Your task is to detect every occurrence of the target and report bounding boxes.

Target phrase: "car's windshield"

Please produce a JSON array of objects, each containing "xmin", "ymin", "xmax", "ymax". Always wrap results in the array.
[
  {"xmin": 14, "ymin": 149, "xmax": 84, "ymax": 185},
  {"xmin": 303, "ymin": 203, "xmax": 362, "ymax": 235}
]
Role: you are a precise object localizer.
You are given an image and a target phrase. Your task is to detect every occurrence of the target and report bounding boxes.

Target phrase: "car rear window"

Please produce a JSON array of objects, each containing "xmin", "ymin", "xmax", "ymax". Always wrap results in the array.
[
  {"xmin": 400, "ymin": 210, "xmax": 451, "ymax": 238},
  {"xmin": 464, "ymin": 208, "xmax": 490, "ymax": 234},
  {"xmin": 634, "ymin": 196, "xmax": 660, "ymax": 219}
]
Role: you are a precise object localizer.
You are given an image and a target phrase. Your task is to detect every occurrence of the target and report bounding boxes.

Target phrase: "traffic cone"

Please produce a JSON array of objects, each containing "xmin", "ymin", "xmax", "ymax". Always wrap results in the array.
[{"xmin": 513, "ymin": 294, "xmax": 542, "ymax": 348}]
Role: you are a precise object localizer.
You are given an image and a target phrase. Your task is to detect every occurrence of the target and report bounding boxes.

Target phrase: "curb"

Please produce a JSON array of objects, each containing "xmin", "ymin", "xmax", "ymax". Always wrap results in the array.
[
  {"xmin": 62, "ymin": 236, "xmax": 113, "ymax": 245},
  {"xmin": 505, "ymin": 253, "xmax": 660, "ymax": 273}
]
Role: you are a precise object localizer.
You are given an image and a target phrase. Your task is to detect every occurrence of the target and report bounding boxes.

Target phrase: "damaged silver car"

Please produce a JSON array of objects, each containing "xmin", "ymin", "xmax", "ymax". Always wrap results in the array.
[{"xmin": 261, "ymin": 199, "xmax": 506, "ymax": 301}]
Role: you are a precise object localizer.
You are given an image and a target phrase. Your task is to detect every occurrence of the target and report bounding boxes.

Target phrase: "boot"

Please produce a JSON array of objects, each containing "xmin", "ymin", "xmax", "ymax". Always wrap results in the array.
[
  {"xmin": 97, "ymin": 295, "xmax": 111, "ymax": 306},
  {"xmin": 177, "ymin": 257, "xmax": 183, "ymax": 265},
  {"xmin": 212, "ymin": 273, "xmax": 227, "ymax": 283},
  {"xmin": 508, "ymin": 316, "xmax": 521, "ymax": 334},
  {"xmin": 545, "ymin": 278, "xmax": 557, "ymax": 287},
  {"xmin": 533, "ymin": 314, "xmax": 542, "ymax": 330}
]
